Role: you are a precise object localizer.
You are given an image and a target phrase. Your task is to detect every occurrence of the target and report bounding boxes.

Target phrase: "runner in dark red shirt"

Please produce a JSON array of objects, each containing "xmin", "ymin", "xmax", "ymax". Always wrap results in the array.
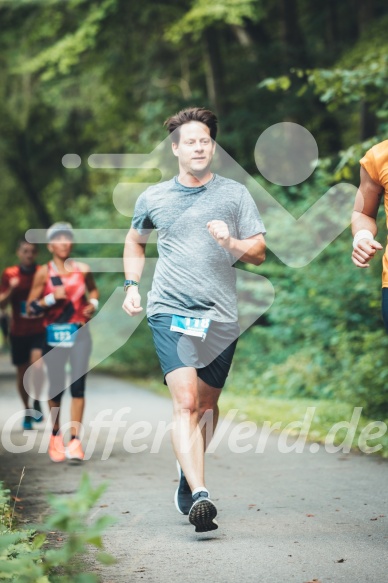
[{"xmin": 0, "ymin": 240, "xmax": 45, "ymax": 430}]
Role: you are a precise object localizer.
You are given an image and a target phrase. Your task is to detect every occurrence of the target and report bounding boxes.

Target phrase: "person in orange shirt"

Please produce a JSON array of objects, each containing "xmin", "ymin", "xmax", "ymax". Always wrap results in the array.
[
  {"xmin": 0, "ymin": 240, "xmax": 45, "ymax": 430},
  {"xmin": 352, "ymin": 140, "xmax": 388, "ymax": 325},
  {"xmin": 27, "ymin": 223, "xmax": 99, "ymax": 463}
]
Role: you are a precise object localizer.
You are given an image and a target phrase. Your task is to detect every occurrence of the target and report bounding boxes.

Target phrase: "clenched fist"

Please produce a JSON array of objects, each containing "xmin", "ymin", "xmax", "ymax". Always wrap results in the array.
[
  {"xmin": 207, "ymin": 220, "xmax": 231, "ymax": 248},
  {"xmin": 352, "ymin": 238, "xmax": 382, "ymax": 268},
  {"xmin": 122, "ymin": 287, "xmax": 143, "ymax": 316}
]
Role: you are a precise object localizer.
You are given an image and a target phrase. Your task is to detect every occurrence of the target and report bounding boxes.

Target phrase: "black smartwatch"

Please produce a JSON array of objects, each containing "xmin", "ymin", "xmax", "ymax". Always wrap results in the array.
[{"xmin": 124, "ymin": 279, "xmax": 139, "ymax": 292}]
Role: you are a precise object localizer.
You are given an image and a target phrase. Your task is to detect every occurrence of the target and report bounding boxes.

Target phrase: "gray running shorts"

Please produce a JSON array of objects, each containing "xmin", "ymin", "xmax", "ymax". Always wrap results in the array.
[{"xmin": 148, "ymin": 313, "xmax": 239, "ymax": 389}]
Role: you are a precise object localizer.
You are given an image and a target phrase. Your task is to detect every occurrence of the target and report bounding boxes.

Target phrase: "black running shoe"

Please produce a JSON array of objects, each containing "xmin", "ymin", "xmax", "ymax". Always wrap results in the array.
[
  {"xmin": 33, "ymin": 399, "xmax": 44, "ymax": 423},
  {"xmin": 189, "ymin": 491, "xmax": 218, "ymax": 533},
  {"xmin": 174, "ymin": 462, "xmax": 192, "ymax": 515}
]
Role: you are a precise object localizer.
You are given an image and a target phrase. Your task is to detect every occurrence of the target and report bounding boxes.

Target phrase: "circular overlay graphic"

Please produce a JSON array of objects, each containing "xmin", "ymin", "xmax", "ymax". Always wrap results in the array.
[
  {"xmin": 62, "ymin": 154, "xmax": 81, "ymax": 169},
  {"xmin": 254, "ymin": 122, "xmax": 318, "ymax": 186}
]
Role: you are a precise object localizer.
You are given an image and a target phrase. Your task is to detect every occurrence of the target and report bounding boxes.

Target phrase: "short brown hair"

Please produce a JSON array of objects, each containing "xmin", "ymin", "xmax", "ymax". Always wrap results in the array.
[
  {"xmin": 164, "ymin": 107, "xmax": 218, "ymax": 143},
  {"xmin": 17, "ymin": 239, "xmax": 38, "ymax": 251}
]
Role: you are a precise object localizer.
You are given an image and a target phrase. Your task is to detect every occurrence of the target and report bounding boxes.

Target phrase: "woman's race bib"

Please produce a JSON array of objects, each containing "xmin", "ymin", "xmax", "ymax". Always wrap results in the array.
[{"xmin": 46, "ymin": 323, "xmax": 79, "ymax": 347}]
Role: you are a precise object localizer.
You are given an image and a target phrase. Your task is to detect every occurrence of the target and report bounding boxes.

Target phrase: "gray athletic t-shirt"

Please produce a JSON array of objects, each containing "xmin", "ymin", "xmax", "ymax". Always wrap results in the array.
[{"xmin": 131, "ymin": 174, "xmax": 265, "ymax": 322}]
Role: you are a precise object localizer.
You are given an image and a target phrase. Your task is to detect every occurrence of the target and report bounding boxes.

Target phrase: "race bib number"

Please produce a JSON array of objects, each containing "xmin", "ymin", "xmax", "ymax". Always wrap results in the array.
[
  {"xmin": 170, "ymin": 315, "xmax": 211, "ymax": 341},
  {"xmin": 46, "ymin": 323, "xmax": 79, "ymax": 347}
]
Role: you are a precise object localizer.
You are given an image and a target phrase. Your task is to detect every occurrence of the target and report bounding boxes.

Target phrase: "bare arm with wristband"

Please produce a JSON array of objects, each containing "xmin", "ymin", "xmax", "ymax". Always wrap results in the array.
[
  {"xmin": 351, "ymin": 167, "xmax": 383, "ymax": 268},
  {"xmin": 122, "ymin": 227, "xmax": 149, "ymax": 316}
]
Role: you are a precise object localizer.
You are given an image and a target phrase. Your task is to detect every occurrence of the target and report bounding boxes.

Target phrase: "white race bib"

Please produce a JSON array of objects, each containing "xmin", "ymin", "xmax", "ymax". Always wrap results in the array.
[{"xmin": 170, "ymin": 315, "xmax": 211, "ymax": 341}]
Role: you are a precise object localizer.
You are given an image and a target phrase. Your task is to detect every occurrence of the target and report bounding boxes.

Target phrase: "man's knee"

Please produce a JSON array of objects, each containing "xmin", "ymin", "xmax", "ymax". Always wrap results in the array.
[{"xmin": 172, "ymin": 384, "xmax": 198, "ymax": 415}]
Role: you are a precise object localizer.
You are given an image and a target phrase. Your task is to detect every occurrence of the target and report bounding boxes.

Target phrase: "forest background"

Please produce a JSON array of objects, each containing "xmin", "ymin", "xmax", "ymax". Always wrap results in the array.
[{"xmin": 1, "ymin": 0, "xmax": 388, "ymax": 445}]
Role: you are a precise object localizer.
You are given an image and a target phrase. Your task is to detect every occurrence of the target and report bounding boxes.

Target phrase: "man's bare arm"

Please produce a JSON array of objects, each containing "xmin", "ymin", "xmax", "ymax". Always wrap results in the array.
[
  {"xmin": 122, "ymin": 228, "xmax": 150, "ymax": 316},
  {"xmin": 352, "ymin": 167, "xmax": 383, "ymax": 268},
  {"xmin": 0, "ymin": 284, "xmax": 13, "ymax": 309},
  {"xmin": 226, "ymin": 233, "xmax": 266, "ymax": 266},
  {"xmin": 207, "ymin": 220, "xmax": 266, "ymax": 266}
]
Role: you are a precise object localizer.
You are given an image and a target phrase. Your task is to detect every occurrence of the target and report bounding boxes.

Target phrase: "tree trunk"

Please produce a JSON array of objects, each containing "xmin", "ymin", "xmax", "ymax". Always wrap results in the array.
[
  {"xmin": 357, "ymin": 0, "xmax": 376, "ymax": 139},
  {"xmin": 7, "ymin": 132, "xmax": 52, "ymax": 227},
  {"xmin": 202, "ymin": 28, "xmax": 225, "ymax": 117},
  {"xmin": 278, "ymin": 0, "xmax": 307, "ymax": 69},
  {"xmin": 360, "ymin": 101, "xmax": 377, "ymax": 141},
  {"xmin": 357, "ymin": 0, "xmax": 374, "ymax": 34},
  {"xmin": 326, "ymin": 0, "xmax": 339, "ymax": 56}
]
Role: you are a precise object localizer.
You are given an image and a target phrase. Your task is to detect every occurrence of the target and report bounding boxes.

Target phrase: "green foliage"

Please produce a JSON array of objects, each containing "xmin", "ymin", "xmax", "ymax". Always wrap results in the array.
[
  {"xmin": 0, "ymin": 474, "xmax": 115, "ymax": 583},
  {"xmin": 327, "ymin": 328, "xmax": 388, "ymax": 419},
  {"xmin": 258, "ymin": 75, "xmax": 291, "ymax": 92},
  {"xmin": 0, "ymin": 487, "xmax": 11, "ymax": 530},
  {"xmin": 17, "ymin": 0, "xmax": 118, "ymax": 81},
  {"xmin": 165, "ymin": 0, "xmax": 262, "ymax": 43},
  {"xmin": 259, "ymin": 14, "xmax": 388, "ymax": 177},
  {"xmin": 259, "ymin": 15, "xmax": 388, "ymax": 111},
  {"xmin": 232, "ymin": 326, "xmax": 388, "ymax": 419},
  {"xmin": 332, "ymin": 136, "xmax": 382, "ymax": 182},
  {"xmin": 226, "ymin": 164, "xmax": 388, "ymax": 420},
  {"xmin": 308, "ymin": 15, "xmax": 388, "ymax": 109}
]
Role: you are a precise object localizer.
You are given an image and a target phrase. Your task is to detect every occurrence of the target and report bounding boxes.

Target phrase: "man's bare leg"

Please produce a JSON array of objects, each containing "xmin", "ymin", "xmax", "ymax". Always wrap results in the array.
[
  {"xmin": 197, "ymin": 377, "xmax": 221, "ymax": 451},
  {"xmin": 167, "ymin": 367, "xmax": 219, "ymax": 532},
  {"xmin": 166, "ymin": 366, "xmax": 205, "ymax": 491}
]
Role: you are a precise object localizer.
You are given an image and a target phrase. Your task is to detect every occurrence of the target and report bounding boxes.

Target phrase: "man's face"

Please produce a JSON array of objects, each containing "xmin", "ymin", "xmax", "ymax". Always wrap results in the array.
[
  {"xmin": 17, "ymin": 243, "xmax": 38, "ymax": 267},
  {"xmin": 47, "ymin": 234, "xmax": 73, "ymax": 259},
  {"xmin": 172, "ymin": 121, "xmax": 215, "ymax": 177}
]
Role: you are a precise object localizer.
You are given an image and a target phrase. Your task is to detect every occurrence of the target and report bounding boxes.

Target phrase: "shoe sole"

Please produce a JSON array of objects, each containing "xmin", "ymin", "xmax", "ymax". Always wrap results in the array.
[
  {"xmin": 65, "ymin": 452, "xmax": 84, "ymax": 463},
  {"xmin": 48, "ymin": 454, "xmax": 66, "ymax": 463},
  {"xmin": 189, "ymin": 499, "xmax": 218, "ymax": 533}
]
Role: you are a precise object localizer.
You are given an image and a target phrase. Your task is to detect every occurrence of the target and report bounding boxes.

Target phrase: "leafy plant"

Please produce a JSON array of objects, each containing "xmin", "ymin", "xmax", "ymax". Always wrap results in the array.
[{"xmin": 0, "ymin": 474, "xmax": 115, "ymax": 583}]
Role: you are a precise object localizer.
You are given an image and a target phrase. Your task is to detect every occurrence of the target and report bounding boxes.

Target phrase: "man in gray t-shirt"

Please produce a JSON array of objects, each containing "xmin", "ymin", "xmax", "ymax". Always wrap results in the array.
[
  {"xmin": 132, "ymin": 174, "xmax": 264, "ymax": 322},
  {"xmin": 123, "ymin": 107, "xmax": 266, "ymax": 533}
]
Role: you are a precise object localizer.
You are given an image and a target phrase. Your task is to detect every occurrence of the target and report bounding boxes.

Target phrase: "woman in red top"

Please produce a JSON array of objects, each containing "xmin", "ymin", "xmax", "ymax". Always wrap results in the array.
[{"xmin": 28, "ymin": 223, "xmax": 99, "ymax": 463}]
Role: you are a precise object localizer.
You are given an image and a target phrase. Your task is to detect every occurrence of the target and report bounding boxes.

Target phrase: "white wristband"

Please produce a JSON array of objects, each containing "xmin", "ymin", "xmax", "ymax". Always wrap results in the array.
[
  {"xmin": 353, "ymin": 230, "xmax": 374, "ymax": 249},
  {"xmin": 89, "ymin": 298, "xmax": 99, "ymax": 310},
  {"xmin": 44, "ymin": 293, "xmax": 56, "ymax": 307}
]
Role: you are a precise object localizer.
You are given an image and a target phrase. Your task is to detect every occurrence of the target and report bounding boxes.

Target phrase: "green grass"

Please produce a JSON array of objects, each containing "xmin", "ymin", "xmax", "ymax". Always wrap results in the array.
[{"xmin": 220, "ymin": 392, "xmax": 388, "ymax": 456}]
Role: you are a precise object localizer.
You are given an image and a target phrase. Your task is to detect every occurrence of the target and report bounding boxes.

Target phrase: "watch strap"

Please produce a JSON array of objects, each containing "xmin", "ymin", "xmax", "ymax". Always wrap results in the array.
[{"xmin": 124, "ymin": 279, "xmax": 139, "ymax": 292}]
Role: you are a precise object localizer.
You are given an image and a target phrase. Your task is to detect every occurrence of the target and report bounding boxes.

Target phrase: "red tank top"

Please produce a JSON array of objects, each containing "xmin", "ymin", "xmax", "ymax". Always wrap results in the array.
[
  {"xmin": 43, "ymin": 261, "xmax": 89, "ymax": 325},
  {"xmin": 0, "ymin": 265, "xmax": 45, "ymax": 336}
]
